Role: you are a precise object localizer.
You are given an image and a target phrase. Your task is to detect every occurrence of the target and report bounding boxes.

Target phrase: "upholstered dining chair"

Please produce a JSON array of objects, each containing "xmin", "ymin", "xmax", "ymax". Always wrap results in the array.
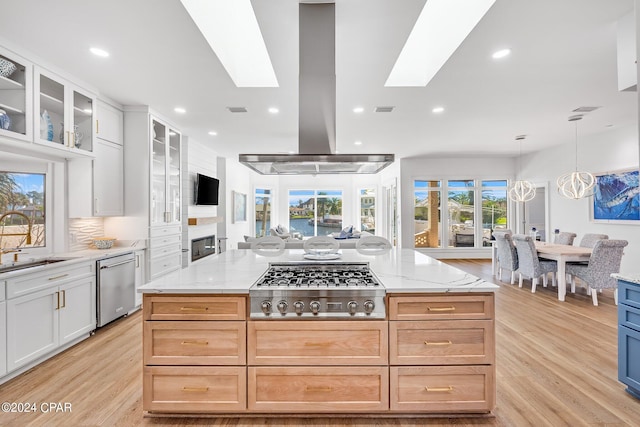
[
  {"xmin": 578, "ymin": 233, "xmax": 609, "ymax": 248},
  {"xmin": 565, "ymin": 239, "xmax": 628, "ymax": 306},
  {"xmin": 513, "ymin": 234, "xmax": 557, "ymax": 292},
  {"xmin": 554, "ymin": 232, "xmax": 577, "ymax": 246},
  {"xmin": 494, "ymin": 231, "xmax": 518, "ymax": 285}
]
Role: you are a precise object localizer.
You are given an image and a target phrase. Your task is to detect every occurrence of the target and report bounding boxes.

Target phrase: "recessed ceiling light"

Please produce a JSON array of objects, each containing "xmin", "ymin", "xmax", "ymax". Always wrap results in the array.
[
  {"xmin": 492, "ymin": 48, "xmax": 511, "ymax": 59},
  {"xmin": 353, "ymin": 107, "xmax": 365, "ymax": 113},
  {"xmin": 268, "ymin": 107, "xmax": 279, "ymax": 114},
  {"xmin": 174, "ymin": 107, "xmax": 186, "ymax": 114},
  {"xmin": 89, "ymin": 47, "xmax": 109, "ymax": 58},
  {"xmin": 385, "ymin": 0, "xmax": 497, "ymax": 87},
  {"xmin": 208, "ymin": 131, "xmax": 218, "ymax": 136},
  {"xmin": 179, "ymin": 0, "xmax": 278, "ymax": 87},
  {"xmin": 354, "ymin": 141, "xmax": 363, "ymax": 146},
  {"xmin": 432, "ymin": 106, "xmax": 445, "ymax": 113}
]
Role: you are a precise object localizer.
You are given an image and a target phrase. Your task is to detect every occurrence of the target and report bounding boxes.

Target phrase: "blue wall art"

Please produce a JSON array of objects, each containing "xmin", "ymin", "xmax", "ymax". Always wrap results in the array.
[{"xmin": 592, "ymin": 169, "xmax": 640, "ymax": 223}]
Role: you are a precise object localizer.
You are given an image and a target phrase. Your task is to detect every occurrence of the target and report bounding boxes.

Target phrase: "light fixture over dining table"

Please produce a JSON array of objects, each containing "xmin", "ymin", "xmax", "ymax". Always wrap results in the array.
[
  {"xmin": 557, "ymin": 115, "xmax": 596, "ymax": 199},
  {"xmin": 508, "ymin": 135, "xmax": 536, "ymax": 203}
]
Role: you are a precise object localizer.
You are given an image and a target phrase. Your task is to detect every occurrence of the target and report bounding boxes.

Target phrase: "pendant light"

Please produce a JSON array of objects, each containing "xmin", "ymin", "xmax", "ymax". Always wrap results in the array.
[
  {"xmin": 557, "ymin": 115, "xmax": 595, "ymax": 199},
  {"xmin": 508, "ymin": 135, "xmax": 536, "ymax": 202}
]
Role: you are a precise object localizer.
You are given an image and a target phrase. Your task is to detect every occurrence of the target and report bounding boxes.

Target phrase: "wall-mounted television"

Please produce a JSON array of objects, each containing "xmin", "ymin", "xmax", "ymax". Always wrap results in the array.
[{"xmin": 195, "ymin": 173, "xmax": 220, "ymax": 205}]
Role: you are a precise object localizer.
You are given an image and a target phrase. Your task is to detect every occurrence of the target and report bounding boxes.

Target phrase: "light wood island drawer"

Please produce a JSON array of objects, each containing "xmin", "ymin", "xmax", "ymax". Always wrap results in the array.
[
  {"xmin": 144, "ymin": 295, "xmax": 246, "ymax": 321},
  {"xmin": 144, "ymin": 321, "xmax": 246, "ymax": 365},
  {"xmin": 248, "ymin": 366, "xmax": 389, "ymax": 412},
  {"xmin": 144, "ymin": 366, "xmax": 246, "ymax": 412},
  {"xmin": 390, "ymin": 320, "xmax": 494, "ymax": 365},
  {"xmin": 389, "ymin": 294, "xmax": 494, "ymax": 321},
  {"xmin": 248, "ymin": 320, "xmax": 388, "ymax": 365},
  {"xmin": 390, "ymin": 365, "xmax": 495, "ymax": 413}
]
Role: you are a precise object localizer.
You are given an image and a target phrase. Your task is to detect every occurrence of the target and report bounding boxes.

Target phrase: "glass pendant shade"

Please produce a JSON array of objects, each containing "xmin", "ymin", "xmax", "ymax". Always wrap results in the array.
[
  {"xmin": 509, "ymin": 179, "xmax": 536, "ymax": 202},
  {"xmin": 557, "ymin": 115, "xmax": 595, "ymax": 200}
]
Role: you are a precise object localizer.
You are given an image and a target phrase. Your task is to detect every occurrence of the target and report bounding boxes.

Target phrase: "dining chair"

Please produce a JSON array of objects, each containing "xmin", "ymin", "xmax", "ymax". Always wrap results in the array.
[
  {"xmin": 554, "ymin": 232, "xmax": 577, "ymax": 245},
  {"xmin": 565, "ymin": 239, "xmax": 628, "ymax": 306},
  {"xmin": 493, "ymin": 231, "xmax": 518, "ymax": 285},
  {"xmin": 492, "ymin": 229, "xmax": 512, "ymax": 272},
  {"xmin": 578, "ymin": 233, "xmax": 609, "ymax": 248},
  {"xmin": 513, "ymin": 234, "xmax": 557, "ymax": 292}
]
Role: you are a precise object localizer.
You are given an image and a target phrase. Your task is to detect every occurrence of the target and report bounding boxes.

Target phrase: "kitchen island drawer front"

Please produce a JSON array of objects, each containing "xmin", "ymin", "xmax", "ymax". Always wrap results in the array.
[
  {"xmin": 390, "ymin": 320, "xmax": 494, "ymax": 365},
  {"xmin": 144, "ymin": 295, "xmax": 246, "ymax": 321},
  {"xmin": 248, "ymin": 366, "xmax": 389, "ymax": 412},
  {"xmin": 389, "ymin": 295, "xmax": 494, "ymax": 321},
  {"xmin": 390, "ymin": 365, "xmax": 495, "ymax": 413},
  {"xmin": 248, "ymin": 320, "xmax": 388, "ymax": 365},
  {"xmin": 144, "ymin": 366, "xmax": 246, "ymax": 412},
  {"xmin": 620, "ymin": 280, "xmax": 640, "ymax": 310},
  {"xmin": 6, "ymin": 262, "xmax": 94, "ymax": 299},
  {"xmin": 144, "ymin": 321, "xmax": 246, "ymax": 365},
  {"xmin": 620, "ymin": 302, "xmax": 640, "ymax": 332}
]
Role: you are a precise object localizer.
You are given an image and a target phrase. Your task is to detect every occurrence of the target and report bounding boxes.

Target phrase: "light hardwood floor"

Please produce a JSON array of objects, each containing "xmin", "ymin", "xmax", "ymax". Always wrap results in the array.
[{"xmin": 1, "ymin": 259, "xmax": 639, "ymax": 427}]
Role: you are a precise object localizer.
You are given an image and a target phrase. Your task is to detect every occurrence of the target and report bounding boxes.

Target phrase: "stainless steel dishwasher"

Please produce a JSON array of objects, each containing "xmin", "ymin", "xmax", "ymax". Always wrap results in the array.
[{"xmin": 97, "ymin": 252, "xmax": 135, "ymax": 327}]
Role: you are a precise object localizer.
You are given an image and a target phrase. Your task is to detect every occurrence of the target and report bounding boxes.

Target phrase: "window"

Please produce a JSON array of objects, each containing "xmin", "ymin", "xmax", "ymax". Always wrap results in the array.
[
  {"xmin": 482, "ymin": 180, "xmax": 508, "ymax": 246},
  {"xmin": 289, "ymin": 190, "xmax": 343, "ymax": 237},
  {"xmin": 359, "ymin": 188, "xmax": 376, "ymax": 232},
  {"xmin": 448, "ymin": 180, "xmax": 475, "ymax": 248},
  {"xmin": 414, "ymin": 180, "xmax": 441, "ymax": 248},
  {"xmin": 254, "ymin": 188, "xmax": 271, "ymax": 237},
  {"xmin": 0, "ymin": 171, "xmax": 46, "ymax": 249}
]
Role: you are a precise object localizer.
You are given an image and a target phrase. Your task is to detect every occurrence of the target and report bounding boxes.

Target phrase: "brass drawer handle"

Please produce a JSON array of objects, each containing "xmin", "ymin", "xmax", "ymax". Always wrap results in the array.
[
  {"xmin": 427, "ymin": 306, "xmax": 456, "ymax": 312},
  {"xmin": 425, "ymin": 386, "xmax": 454, "ymax": 392},
  {"xmin": 48, "ymin": 273, "xmax": 69, "ymax": 281},
  {"xmin": 304, "ymin": 342, "xmax": 331, "ymax": 347},
  {"xmin": 180, "ymin": 307, "xmax": 208, "ymax": 312},
  {"xmin": 181, "ymin": 340, "xmax": 208, "ymax": 346},
  {"xmin": 305, "ymin": 386, "xmax": 332, "ymax": 392},
  {"xmin": 182, "ymin": 387, "xmax": 209, "ymax": 393},
  {"xmin": 424, "ymin": 340, "xmax": 452, "ymax": 346}
]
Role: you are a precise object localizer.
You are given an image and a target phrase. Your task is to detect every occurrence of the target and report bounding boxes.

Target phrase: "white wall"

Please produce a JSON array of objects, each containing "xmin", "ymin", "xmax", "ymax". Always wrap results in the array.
[
  {"xmin": 222, "ymin": 159, "xmax": 254, "ymax": 251},
  {"xmin": 521, "ymin": 122, "xmax": 639, "ymax": 274}
]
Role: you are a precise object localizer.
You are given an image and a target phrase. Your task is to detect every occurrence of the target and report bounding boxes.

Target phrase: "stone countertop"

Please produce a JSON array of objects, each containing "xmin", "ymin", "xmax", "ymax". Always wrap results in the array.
[
  {"xmin": 612, "ymin": 274, "xmax": 640, "ymax": 285},
  {"xmin": 139, "ymin": 248, "xmax": 499, "ymax": 294}
]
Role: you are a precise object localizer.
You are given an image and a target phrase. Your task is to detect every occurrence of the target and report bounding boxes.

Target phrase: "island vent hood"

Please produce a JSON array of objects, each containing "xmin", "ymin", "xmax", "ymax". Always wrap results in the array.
[{"xmin": 239, "ymin": 2, "xmax": 394, "ymax": 175}]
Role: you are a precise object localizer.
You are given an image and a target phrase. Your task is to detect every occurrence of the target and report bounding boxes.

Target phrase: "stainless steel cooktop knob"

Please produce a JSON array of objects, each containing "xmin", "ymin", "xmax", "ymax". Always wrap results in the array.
[
  {"xmin": 363, "ymin": 300, "xmax": 375, "ymax": 314},
  {"xmin": 276, "ymin": 300, "xmax": 288, "ymax": 315},
  {"xmin": 347, "ymin": 300, "xmax": 358, "ymax": 315},
  {"xmin": 310, "ymin": 300, "xmax": 321, "ymax": 315},
  {"xmin": 293, "ymin": 301, "xmax": 304, "ymax": 315},
  {"xmin": 261, "ymin": 300, "xmax": 272, "ymax": 315}
]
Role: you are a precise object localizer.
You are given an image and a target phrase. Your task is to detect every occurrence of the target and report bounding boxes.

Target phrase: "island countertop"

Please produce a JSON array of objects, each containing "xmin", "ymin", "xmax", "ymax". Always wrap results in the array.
[{"xmin": 138, "ymin": 248, "xmax": 499, "ymax": 294}]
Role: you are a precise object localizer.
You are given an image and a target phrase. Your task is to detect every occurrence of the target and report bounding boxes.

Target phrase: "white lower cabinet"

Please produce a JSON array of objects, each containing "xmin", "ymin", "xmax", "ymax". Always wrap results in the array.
[
  {"xmin": 0, "ymin": 300, "xmax": 6, "ymax": 376},
  {"xmin": 4, "ymin": 261, "xmax": 96, "ymax": 374}
]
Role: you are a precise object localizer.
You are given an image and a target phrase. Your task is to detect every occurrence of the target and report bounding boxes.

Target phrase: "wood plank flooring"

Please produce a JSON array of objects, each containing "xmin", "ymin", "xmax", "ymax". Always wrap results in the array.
[{"xmin": 1, "ymin": 259, "xmax": 639, "ymax": 426}]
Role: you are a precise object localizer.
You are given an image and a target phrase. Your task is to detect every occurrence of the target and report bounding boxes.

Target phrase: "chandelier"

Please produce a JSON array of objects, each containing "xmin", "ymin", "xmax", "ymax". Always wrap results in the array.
[
  {"xmin": 557, "ymin": 115, "xmax": 595, "ymax": 199},
  {"xmin": 508, "ymin": 135, "xmax": 536, "ymax": 202}
]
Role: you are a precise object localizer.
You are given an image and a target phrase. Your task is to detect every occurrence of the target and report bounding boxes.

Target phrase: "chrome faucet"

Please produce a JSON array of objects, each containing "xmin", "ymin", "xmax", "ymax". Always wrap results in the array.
[{"xmin": 0, "ymin": 211, "xmax": 33, "ymax": 265}]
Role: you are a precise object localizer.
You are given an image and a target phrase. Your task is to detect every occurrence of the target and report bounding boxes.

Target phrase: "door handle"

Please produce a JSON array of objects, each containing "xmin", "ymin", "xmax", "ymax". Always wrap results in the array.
[{"xmin": 100, "ymin": 259, "xmax": 134, "ymax": 269}]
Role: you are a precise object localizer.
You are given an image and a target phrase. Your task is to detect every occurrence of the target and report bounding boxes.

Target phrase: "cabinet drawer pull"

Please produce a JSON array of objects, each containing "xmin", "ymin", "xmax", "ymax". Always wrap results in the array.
[
  {"xmin": 427, "ymin": 306, "xmax": 456, "ymax": 312},
  {"xmin": 305, "ymin": 386, "xmax": 332, "ymax": 392},
  {"xmin": 424, "ymin": 340, "xmax": 452, "ymax": 346},
  {"xmin": 61, "ymin": 290, "xmax": 66, "ymax": 308},
  {"xmin": 55, "ymin": 291, "xmax": 60, "ymax": 310},
  {"xmin": 304, "ymin": 342, "xmax": 331, "ymax": 347},
  {"xmin": 425, "ymin": 386, "xmax": 454, "ymax": 392},
  {"xmin": 180, "ymin": 306, "xmax": 208, "ymax": 312},
  {"xmin": 48, "ymin": 273, "xmax": 69, "ymax": 281},
  {"xmin": 182, "ymin": 387, "xmax": 209, "ymax": 393},
  {"xmin": 181, "ymin": 340, "xmax": 208, "ymax": 346}
]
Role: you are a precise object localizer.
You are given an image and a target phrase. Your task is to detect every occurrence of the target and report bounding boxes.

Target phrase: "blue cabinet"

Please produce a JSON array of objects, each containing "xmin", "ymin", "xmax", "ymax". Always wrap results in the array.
[{"xmin": 618, "ymin": 279, "xmax": 640, "ymax": 399}]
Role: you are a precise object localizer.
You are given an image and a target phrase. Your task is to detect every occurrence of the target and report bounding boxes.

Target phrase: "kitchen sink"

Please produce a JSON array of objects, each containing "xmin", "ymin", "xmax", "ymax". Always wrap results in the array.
[{"xmin": 0, "ymin": 258, "xmax": 76, "ymax": 274}]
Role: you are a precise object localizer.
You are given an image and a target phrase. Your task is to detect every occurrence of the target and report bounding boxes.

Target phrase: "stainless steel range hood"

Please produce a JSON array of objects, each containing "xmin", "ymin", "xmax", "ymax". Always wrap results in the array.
[{"xmin": 239, "ymin": 2, "xmax": 394, "ymax": 175}]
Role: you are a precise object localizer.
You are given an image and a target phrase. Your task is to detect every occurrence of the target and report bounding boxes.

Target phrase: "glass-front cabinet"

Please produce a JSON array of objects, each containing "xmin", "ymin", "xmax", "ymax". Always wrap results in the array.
[
  {"xmin": 151, "ymin": 118, "xmax": 181, "ymax": 225},
  {"xmin": 34, "ymin": 67, "xmax": 95, "ymax": 155},
  {"xmin": 0, "ymin": 47, "xmax": 32, "ymax": 142}
]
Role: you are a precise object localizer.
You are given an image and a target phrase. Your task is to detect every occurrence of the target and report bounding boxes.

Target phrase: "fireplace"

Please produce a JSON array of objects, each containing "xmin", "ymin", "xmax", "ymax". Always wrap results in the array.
[{"xmin": 192, "ymin": 235, "xmax": 216, "ymax": 262}]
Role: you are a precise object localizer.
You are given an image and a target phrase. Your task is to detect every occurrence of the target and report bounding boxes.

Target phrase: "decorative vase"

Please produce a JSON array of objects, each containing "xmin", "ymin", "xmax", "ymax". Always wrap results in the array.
[
  {"xmin": 41, "ymin": 110, "xmax": 54, "ymax": 141},
  {"xmin": 73, "ymin": 124, "xmax": 83, "ymax": 148},
  {"xmin": 0, "ymin": 109, "xmax": 10, "ymax": 130}
]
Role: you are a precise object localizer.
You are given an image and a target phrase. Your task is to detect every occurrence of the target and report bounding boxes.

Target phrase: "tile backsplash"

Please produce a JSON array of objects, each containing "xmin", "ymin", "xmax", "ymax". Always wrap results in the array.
[{"xmin": 68, "ymin": 218, "xmax": 105, "ymax": 251}]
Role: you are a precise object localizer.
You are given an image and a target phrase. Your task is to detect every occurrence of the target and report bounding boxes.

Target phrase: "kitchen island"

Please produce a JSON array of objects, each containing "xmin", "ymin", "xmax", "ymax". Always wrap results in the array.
[{"xmin": 139, "ymin": 248, "xmax": 499, "ymax": 416}]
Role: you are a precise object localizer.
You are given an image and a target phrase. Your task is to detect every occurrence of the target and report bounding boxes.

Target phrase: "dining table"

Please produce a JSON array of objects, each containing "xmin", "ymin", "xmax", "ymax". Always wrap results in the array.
[{"xmin": 534, "ymin": 241, "xmax": 592, "ymax": 301}]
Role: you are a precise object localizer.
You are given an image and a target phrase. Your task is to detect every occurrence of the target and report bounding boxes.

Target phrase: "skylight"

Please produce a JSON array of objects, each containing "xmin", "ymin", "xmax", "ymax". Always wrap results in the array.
[
  {"xmin": 385, "ymin": 0, "xmax": 496, "ymax": 87},
  {"xmin": 180, "ymin": 0, "xmax": 278, "ymax": 87}
]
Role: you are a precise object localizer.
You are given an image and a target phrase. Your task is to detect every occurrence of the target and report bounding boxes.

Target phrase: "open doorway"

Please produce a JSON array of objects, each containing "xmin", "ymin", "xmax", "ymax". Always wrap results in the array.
[{"xmin": 522, "ymin": 183, "xmax": 549, "ymax": 242}]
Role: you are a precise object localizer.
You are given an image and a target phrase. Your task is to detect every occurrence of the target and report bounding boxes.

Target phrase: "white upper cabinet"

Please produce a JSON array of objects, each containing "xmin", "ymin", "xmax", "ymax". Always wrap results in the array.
[
  {"xmin": 0, "ymin": 47, "xmax": 32, "ymax": 142},
  {"xmin": 34, "ymin": 67, "xmax": 96, "ymax": 155},
  {"xmin": 151, "ymin": 118, "xmax": 181, "ymax": 226},
  {"xmin": 95, "ymin": 99, "xmax": 123, "ymax": 145}
]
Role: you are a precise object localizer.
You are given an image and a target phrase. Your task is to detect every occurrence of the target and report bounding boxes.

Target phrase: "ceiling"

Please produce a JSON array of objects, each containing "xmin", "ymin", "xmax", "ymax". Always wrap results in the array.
[{"xmin": 0, "ymin": 0, "xmax": 636, "ymax": 162}]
